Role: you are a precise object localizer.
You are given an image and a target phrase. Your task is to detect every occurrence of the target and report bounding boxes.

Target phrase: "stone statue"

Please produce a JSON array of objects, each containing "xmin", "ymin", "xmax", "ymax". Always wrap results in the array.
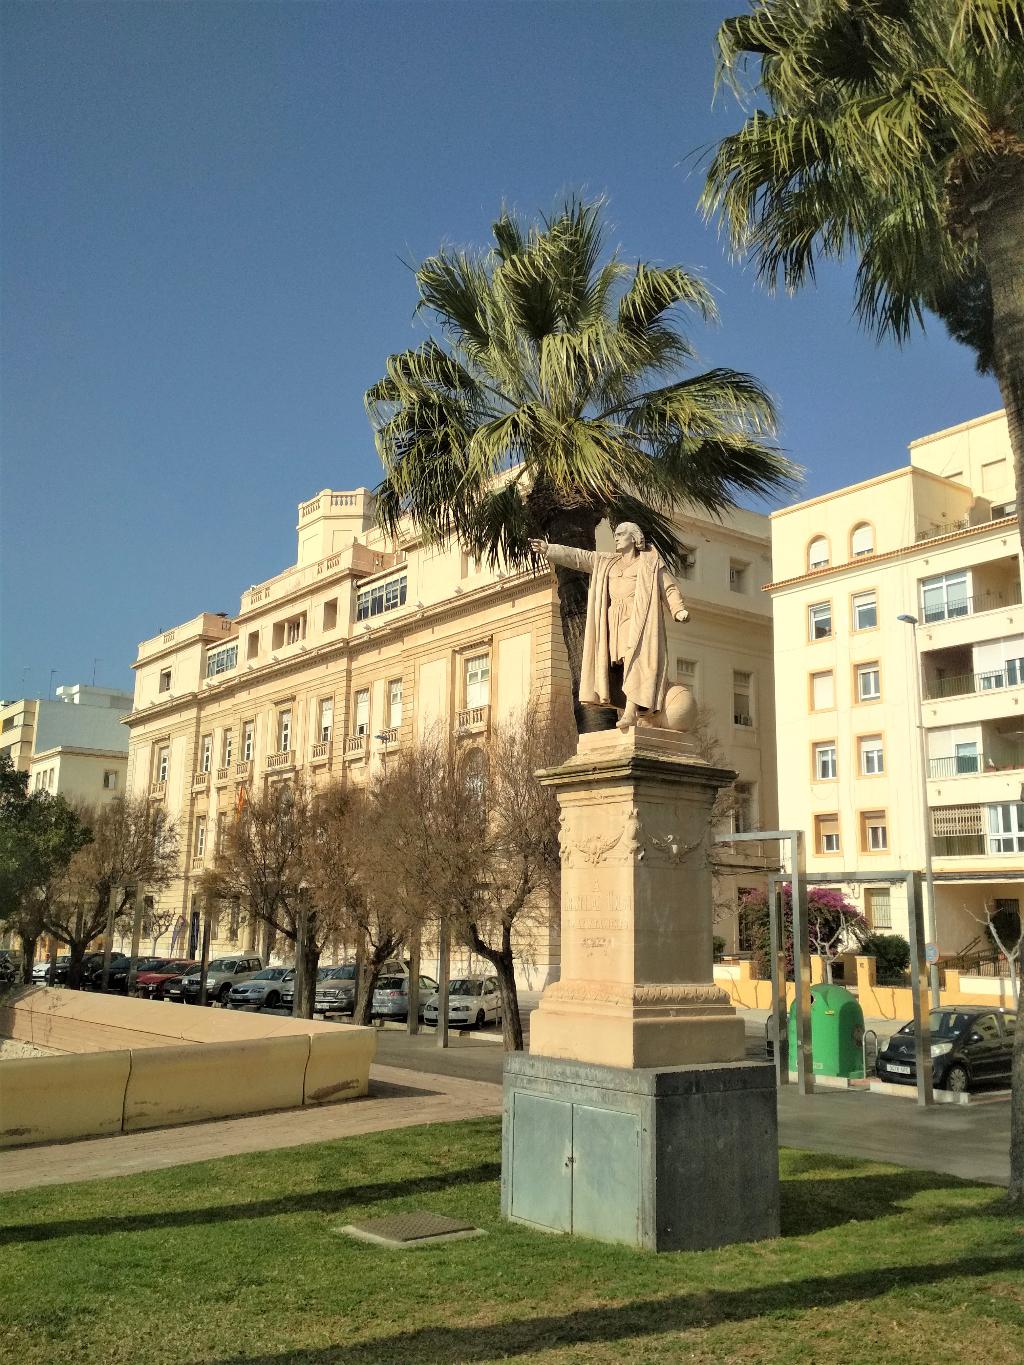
[{"xmin": 529, "ymin": 522, "xmax": 693, "ymax": 731}]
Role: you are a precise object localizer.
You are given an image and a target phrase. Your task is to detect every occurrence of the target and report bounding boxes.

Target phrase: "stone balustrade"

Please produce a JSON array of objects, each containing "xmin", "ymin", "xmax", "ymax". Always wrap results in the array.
[
  {"xmin": 149, "ymin": 780, "xmax": 166, "ymax": 800},
  {"xmin": 344, "ymin": 734, "xmax": 368, "ymax": 761},
  {"xmin": 456, "ymin": 704, "xmax": 490, "ymax": 735},
  {"xmin": 310, "ymin": 740, "xmax": 332, "ymax": 764},
  {"xmin": 192, "ymin": 772, "xmax": 210, "ymax": 793},
  {"xmin": 266, "ymin": 750, "xmax": 294, "ymax": 771}
]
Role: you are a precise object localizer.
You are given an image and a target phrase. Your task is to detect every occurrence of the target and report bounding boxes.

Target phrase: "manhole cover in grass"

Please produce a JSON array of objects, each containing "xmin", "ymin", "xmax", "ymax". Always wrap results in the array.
[{"xmin": 335, "ymin": 1211, "xmax": 485, "ymax": 1249}]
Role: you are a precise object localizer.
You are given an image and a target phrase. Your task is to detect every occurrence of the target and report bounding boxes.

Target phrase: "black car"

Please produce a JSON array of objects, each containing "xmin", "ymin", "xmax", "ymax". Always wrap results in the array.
[
  {"xmin": 105, "ymin": 957, "xmax": 170, "ymax": 993},
  {"xmin": 81, "ymin": 952, "xmax": 129, "ymax": 990},
  {"xmin": 876, "ymin": 1007, "xmax": 1016, "ymax": 1093}
]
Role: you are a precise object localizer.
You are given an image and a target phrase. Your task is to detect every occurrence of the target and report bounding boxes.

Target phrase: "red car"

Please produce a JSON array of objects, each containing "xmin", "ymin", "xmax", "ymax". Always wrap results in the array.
[{"xmin": 134, "ymin": 959, "xmax": 198, "ymax": 1001}]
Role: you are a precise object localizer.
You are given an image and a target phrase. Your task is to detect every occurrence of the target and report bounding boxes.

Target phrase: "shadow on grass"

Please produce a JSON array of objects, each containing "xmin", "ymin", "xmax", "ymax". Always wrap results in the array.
[
  {"xmin": 779, "ymin": 1165, "xmax": 979, "ymax": 1236},
  {"xmin": 215, "ymin": 1252, "xmax": 1024, "ymax": 1365},
  {"xmin": 0, "ymin": 1162, "xmax": 501, "ymax": 1247}
]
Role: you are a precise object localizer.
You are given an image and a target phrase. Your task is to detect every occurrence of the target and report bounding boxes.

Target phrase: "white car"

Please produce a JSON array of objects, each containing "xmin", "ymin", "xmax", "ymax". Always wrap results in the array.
[{"xmin": 422, "ymin": 976, "xmax": 502, "ymax": 1029}]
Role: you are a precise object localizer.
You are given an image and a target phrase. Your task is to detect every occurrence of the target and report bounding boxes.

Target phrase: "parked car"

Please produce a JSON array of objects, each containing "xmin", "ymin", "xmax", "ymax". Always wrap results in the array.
[
  {"xmin": 313, "ymin": 963, "xmax": 358, "ymax": 1015},
  {"xmin": 227, "ymin": 965, "xmax": 294, "ymax": 1010},
  {"xmin": 178, "ymin": 955, "xmax": 264, "ymax": 1005},
  {"xmin": 875, "ymin": 1007, "xmax": 1017, "ymax": 1093},
  {"xmin": 32, "ymin": 955, "xmax": 71, "ymax": 984},
  {"xmin": 82, "ymin": 952, "xmax": 128, "ymax": 989},
  {"xmin": 105, "ymin": 957, "xmax": 169, "ymax": 993},
  {"xmin": 371, "ymin": 973, "xmax": 439, "ymax": 1022},
  {"xmin": 135, "ymin": 959, "xmax": 197, "ymax": 1000},
  {"xmin": 422, "ymin": 976, "xmax": 502, "ymax": 1029}
]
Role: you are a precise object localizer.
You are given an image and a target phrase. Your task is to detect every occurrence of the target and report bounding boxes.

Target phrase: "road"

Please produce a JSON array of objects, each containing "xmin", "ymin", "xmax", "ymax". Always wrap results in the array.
[{"xmin": 365, "ymin": 1008, "xmax": 1012, "ymax": 1188}]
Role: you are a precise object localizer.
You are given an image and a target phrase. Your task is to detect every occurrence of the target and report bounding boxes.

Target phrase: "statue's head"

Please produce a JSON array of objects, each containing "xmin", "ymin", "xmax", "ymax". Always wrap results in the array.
[{"xmin": 612, "ymin": 522, "xmax": 646, "ymax": 553}]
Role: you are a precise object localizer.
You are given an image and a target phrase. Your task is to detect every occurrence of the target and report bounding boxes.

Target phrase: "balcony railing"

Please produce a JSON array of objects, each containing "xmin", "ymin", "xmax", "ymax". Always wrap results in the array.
[
  {"xmin": 456, "ymin": 704, "xmax": 490, "ymax": 735},
  {"xmin": 915, "ymin": 516, "xmax": 971, "ymax": 542},
  {"xmin": 310, "ymin": 740, "xmax": 332, "ymax": 764},
  {"xmin": 266, "ymin": 750, "xmax": 294, "ymax": 771},
  {"xmin": 344, "ymin": 734, "xmax": 369, "ymax": 761},
  {"xmin": 921, "ymin": 585, "xmax": 1022, "ymax": 625},
  {"xmin": 192, "ymin": 771, "xmax": 210, "ymax": 793},
  {"xmin": 215, "ymin": 765, "xmax": 233, "ymax": 784},
  {"xmin": 928, "ymin": 749, "xmax": 1024, "ymax": 779},
  {"xmin": 234, "ymin": 760, "xmax": 253, "ymax": 779},
  {"xmin": 149, "ymin": 780, "xmax": 167, "ymax": 800},
  {"xmin": 932, "ymin": 833, "xmax": 986, "ymax": 856},
  {"xmin": 376, "ymin": 727, "xmax": 399, "ymax": 748},
  {"xmin": 925, "ymin": 664, "xmax": 1024, "ymax": 700},
  {"xmin": 190, "ymin": 855, "xmax": 205, "ymax": 873}
]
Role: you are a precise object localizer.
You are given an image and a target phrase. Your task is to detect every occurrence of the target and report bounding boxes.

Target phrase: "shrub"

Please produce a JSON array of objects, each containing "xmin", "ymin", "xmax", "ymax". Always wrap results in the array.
[{"xmin": 860, "ymin": 932, "xmax": 910, "ymax": 982}]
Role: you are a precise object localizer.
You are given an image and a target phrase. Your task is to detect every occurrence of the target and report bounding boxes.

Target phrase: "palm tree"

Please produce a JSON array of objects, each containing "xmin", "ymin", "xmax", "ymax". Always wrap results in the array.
[
  {"xmin": 701, "ymin": 0, "xmax": 1024, "ymax": 533},
  {"xmin": 365, "ymin": 198, "xmax": 795, "ymax": 731}
]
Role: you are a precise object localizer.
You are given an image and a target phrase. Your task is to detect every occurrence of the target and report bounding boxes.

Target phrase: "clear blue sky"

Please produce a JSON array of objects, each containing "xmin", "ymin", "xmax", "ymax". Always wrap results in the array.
[{"xmin": 0, "ymin": 0, "xmax": 1000, "ymax": 701}]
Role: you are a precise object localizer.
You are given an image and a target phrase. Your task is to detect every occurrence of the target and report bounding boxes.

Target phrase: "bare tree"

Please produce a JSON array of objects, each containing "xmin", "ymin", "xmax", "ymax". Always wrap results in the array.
[
  {"xmin": 964, "ymin": 898, "xmax": 1021, "ymax": 1007},
  {"xmin": 45, "ymin": 798, "xmax": 179, "ymax": 987},
  {"xmin": 143, "ymin": 899, "xmax": 180, "ymax": 956}
]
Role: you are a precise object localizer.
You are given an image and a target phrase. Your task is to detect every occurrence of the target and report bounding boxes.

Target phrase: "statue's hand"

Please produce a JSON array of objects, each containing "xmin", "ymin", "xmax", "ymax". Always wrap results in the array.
[
  {"xmin": 674, "ymin": 608, "xmax": 690, "ymax": 623},
  {"xmin": 528, "ymin": 537, "xmax": 549, "ymax": 556}
]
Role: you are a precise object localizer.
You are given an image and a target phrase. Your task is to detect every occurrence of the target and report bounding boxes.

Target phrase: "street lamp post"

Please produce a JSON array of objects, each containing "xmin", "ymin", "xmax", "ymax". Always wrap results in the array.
[{"xmin": 897, "ymin": 613, "xmax": 941, "ymax": 1008}]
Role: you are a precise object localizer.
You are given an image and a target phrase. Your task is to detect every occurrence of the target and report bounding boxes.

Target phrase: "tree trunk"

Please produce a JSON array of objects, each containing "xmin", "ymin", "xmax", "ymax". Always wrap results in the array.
[
  {"xmin": 19, "ymin": 934, "xmax": 38, "ymax": 984},
  {"xmin": 67, "ymin": 940, "xmax": 87, "ymax": 990},
  {"xmin": 973, "ymin": 170, "xmax": 1024, "ymax": 1208},
  {"xmin": 467, "ymin": 922, "xmax": 524, "ymax": 1050},
  {"xmin": 299, "ymin": 937, "xmax": 320, "ymax": 1019},
  {"xmin": 352, "ymin": 938, "xmax": 397, "ymax": 1026},
  {"xmin": 542, "ymin": 507, "xmax": 618, "ymax": 735}
]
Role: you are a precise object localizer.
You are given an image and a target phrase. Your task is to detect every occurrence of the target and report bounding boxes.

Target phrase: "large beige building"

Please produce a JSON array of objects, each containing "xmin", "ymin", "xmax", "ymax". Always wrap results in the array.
[
  {"xmin": 768, "ymin": 409, "xmax": 1022, "ymax": 953},
  {"xmin": 125, "ymin": 488, "xmax": 779, "ymax": 977}
]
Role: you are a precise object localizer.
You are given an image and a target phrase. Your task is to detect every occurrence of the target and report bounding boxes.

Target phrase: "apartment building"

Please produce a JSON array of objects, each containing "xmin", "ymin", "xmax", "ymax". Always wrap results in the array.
[
  {"xmin": 1, "ymin": 685, "xmax": 131, "ymax": 802},
  {"xmin": 125, "ymin": 487, "xmax": 779, "ymax": 979},
  {"xmin": 768, "ymin": 409, "xmax": 1022, "ymax": 953}
]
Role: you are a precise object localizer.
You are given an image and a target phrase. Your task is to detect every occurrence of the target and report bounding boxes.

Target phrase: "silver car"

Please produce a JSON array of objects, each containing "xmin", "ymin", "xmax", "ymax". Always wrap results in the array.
[
  {"xmin": 178, "ymin": 955, "xmax": 263, "ymax": 1005},
  {"xmin": 423, "ymin": 976, "xmax": 502, "ymax": 1029},
  {"xmin": 372, "ymin": 973, "xmax": 439, "ymax": 1022},
  {"xmin": 227, "ymin": 965, "xmax": 294, "ymax": 1010},
  {"xmin": 314, "ymin": 963, "xmax": 358, "ymax": 1014}
]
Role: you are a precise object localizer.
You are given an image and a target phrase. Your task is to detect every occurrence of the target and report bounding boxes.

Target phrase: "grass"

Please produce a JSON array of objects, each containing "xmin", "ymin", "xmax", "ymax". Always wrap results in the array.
[{"xmin": 0, "ymin": 1118, "xmax": 1022, "ymax": 1364}]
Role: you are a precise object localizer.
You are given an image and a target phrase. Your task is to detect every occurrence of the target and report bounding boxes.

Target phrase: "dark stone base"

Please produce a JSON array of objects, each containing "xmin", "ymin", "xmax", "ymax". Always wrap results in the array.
[{"xmin": 502, "ymin": 1052, "xmax": 780, "ymax": 1252}]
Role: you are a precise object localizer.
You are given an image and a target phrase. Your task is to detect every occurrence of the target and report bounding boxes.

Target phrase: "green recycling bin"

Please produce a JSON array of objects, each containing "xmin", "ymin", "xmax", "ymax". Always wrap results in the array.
[{"xmin": 788, "ymin": 983, "xmax": 865, "ymax": 1079}]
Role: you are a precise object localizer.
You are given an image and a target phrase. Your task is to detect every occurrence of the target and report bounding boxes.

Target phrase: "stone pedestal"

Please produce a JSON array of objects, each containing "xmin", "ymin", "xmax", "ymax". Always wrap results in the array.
[
  {"xmin": 529, "ymin": 727, "xmax": 745, "ymax": 1069},
  {"xmin": 502, "ymin": 1053, "xmax": 780, "ymax": 1251}
]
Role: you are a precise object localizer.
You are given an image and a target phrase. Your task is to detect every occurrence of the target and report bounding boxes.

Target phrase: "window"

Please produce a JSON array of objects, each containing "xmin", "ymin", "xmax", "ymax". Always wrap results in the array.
[
  {"xmin": 850, "ymin": 523, "xmax": 874, "ymax": 557},
  {"xmin": 729, "ymin": 560, "xmax": 749, "ymax": 593},
  {"xmin": 356, "ymin": 572, "xmax": 408, "ymax": 621},
  {"xmin": 318, "ymin": 698, "xmax": 333, "ymax": 743},
  {"xmin": 954, "ymin": 741, "xmax": 979, "ymax": 774},
  {"xmin": 810, "ymin": 671, "xmax": 834, "ymax": 710},
  {"xmin": 857, "ymin": 664, "xmax": 881, "ymax": 701},
  {"xmin": 732, "ymin": 782, "xmax": 754, "ymax": 834},
  {"xmin": 278, "ymin": 709, "xmax": 292, "ymax": 753},
  {"xmin": 464, "ymin": 654, "xmax": 490, "ymax": 709},
  {"xmin": 859, "ymin": 735, "xmax": 884, "ymax": 775},
  {"xmin": 807, "ymin": 536, "xmax": 830, "ymax": 570},
  {"xmin": 102, "ymin": 770, "xmax": 118, "ymax": 790},
  {"xmin": 980, "ymin": 656, "xmax": 1024, "ymax": 690},
  {"xmin": 388, "ymin": 678, "xmax": 403, "ymax": 730},
  {"xmin": 814, "ymin": 742, "xmax": 837, "ymax": 780},
  {"xmin": 354, "ymin": 689, "xmax": 370, "ymax": 736},
  {"xmin": 679, "ymin": 546, "xmax": 697, "ymax": 580},
  {"xmin": 222, "ymin": 730, "xmax": 233, "ymax": 767},
  {"xmin": 246, "ymin": 631, "xmax": 259, "ymax": 661},
  {"xmin": 194, "ymin": 815, "xmax": 206, "ymax": 858},
  {"xmin": 206, "ymin": 643, "xmax": 238, "ymax": 678},
  {"xmin": 461, "ymin": 551, "xmax": 482, "ymax": 577},
  {"xmin": 852, "ymin": 591, "xmax": 877, "ymax": 631},
  {"xmin": 676, "ymin": 658, "xmax": 697, "ymax": 696},
  {"xmin": 323, "ymin": 599, "xmax": 338, "ymax": 631},
  {"xmin": 286, "ymin": 615, "xmax": 305, "ymax": 645},
  {"xmin": 921, "ymin": 571, "xmax": 968, "ymax": 624},
  {"xmin": 809, "ymin": 602, "xmax": 832, "ymax": 640},
  {"xmin": 865, "ymin": 888, "xmax": 892, "ymax": 929},
  {"xmin": 242, "ymin": 721, "xmax": 254, "ymax": 762},
  {"xmin": 987, "ymin": 802, "xmax": 1024, "ymax": 853},
  {"xmin": 200, "ymin": 735, "xmax": 213, "ymax": 773},
  {"xmin": 815, "ymin": 814, "xmax": 840, "ymax": 855},
  {"xmin": 156, "ymin": 746, "xmax": 169, "ymax": 783},
  {"xmin": 861, "ymin": 810, "xmax": 888, "ymax": 852},
  {"xmin": 159, "ymin": 669, "xmax": 171, "ymax": 693},
  {"xmin": 733, "ymin": 671, "xmax": 753, "ymax": 727},
  {"xmin": 991, "ymin": 500, "xmax": 1015, "ymax": 519}
]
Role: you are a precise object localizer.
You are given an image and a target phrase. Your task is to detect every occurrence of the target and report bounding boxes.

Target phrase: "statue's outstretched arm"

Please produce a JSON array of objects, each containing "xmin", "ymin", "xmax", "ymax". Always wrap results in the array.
[{"xmin": 528, "ymin": 540, "xmax": 596, "ymax": 575}]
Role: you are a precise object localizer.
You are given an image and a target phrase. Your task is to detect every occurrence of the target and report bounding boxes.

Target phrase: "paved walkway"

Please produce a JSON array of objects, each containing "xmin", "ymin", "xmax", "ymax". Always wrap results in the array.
[{"xmin": 0, "ymin": 1064, "xmax": 502, "ymax": 1194}]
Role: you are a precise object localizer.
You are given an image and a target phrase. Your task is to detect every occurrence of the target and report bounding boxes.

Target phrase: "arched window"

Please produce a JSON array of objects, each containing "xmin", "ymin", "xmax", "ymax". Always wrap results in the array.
[
  {"xmin": 850, "ymin": 523, "xmax": 874, "ymax": 557},
  {"xmin": 807, "ymin": 536, "xmax": 830, "ymax": 570}
]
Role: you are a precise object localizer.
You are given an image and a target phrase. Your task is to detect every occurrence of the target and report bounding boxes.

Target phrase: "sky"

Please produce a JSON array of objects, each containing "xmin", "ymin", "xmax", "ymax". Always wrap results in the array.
[{"xmin": 0, "ymin": 0, "xmax": 1002, "ymax": 702}]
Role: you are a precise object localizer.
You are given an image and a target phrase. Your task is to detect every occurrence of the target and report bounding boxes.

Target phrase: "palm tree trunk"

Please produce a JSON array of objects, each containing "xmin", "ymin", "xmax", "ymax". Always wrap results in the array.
[
  {"xmin": 974, "ymin": 175, "xmax": 1024, "ymax": 1208},
  {"xmin": 545, "ymin": 509, "xmax": 618, "ymax": 734}
]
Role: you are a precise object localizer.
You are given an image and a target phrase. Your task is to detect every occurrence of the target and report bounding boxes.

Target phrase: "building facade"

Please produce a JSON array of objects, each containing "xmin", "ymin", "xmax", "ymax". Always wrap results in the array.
[
  {"xmin": 768, "ymin": 409, "xmax": 1022, "ymax": 953},
  {"xmin": 125, "ymin": 489, "xmax": 778, "ymax": 978},
  {"xmin": 1, "ymin": 685, "xmax": 131, "ymax": 803}
]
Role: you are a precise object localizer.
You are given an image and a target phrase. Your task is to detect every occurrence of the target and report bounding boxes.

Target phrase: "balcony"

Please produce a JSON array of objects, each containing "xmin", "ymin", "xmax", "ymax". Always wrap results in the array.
[
  {"xmin": 190, "ymin": 855, "xmax": 205, "ymax": 873},
  {"xmin": 344, "ymin": 734, "xmax": 369, "ymax": 762},
  {"xmin": 376, "ymin": 727, "xmax": 400, "ymax": 750},
  {"xmin": 192, "ymin": 771, "xmax": 210, "ymax": 793},
  {"xmin": 932, "ymin": 833, "xmax": 987, "ymax": 857},
  {"xmin": 925, "ymin": 663, "xmax": 1024, "ymax": 701},
  {"xmin": 149, "ymin": 780, "xmax": 166, "ymax": 800},
  {"xmin": 456, "ymin": 704, "xmax": 490, "ymax": 736},
  {"xmin": 266, "ymin": 750, "xmax": 294, "ymax": 772},
  {"xmin": 310, "ymin": 740, "xmax": 333, "ymax": 765},
  {"xmin": 915, "ymin": 516, "xmax": 970, "ymax": 543},
  {"xmin": 215, "ymin": 765, "xmax": 233, "ymax": 785},
  {"xmin": 234, "ymin": 760, "xmax": 253, "ymax": 780},
  {"xmin": 922, "ymin": 585, "xmax": 1022, "ymax": 626},
  {"xmin": 928, "ymin": 748, "xmax": 1024, "ymax": 779}
]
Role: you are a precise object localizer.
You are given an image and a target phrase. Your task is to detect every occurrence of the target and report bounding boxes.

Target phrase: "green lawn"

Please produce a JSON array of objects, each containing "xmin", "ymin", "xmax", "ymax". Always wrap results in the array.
[{"xmin": 0, "ymin": 1118, "xmax": 1021, "ymax": 1365}]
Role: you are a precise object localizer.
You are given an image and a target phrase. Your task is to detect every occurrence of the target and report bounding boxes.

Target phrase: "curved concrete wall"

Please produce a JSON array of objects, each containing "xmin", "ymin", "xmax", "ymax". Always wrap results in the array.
[{"xmin": 0, "ymin": 1050, "xmax": 131, "ymax": 1146}]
